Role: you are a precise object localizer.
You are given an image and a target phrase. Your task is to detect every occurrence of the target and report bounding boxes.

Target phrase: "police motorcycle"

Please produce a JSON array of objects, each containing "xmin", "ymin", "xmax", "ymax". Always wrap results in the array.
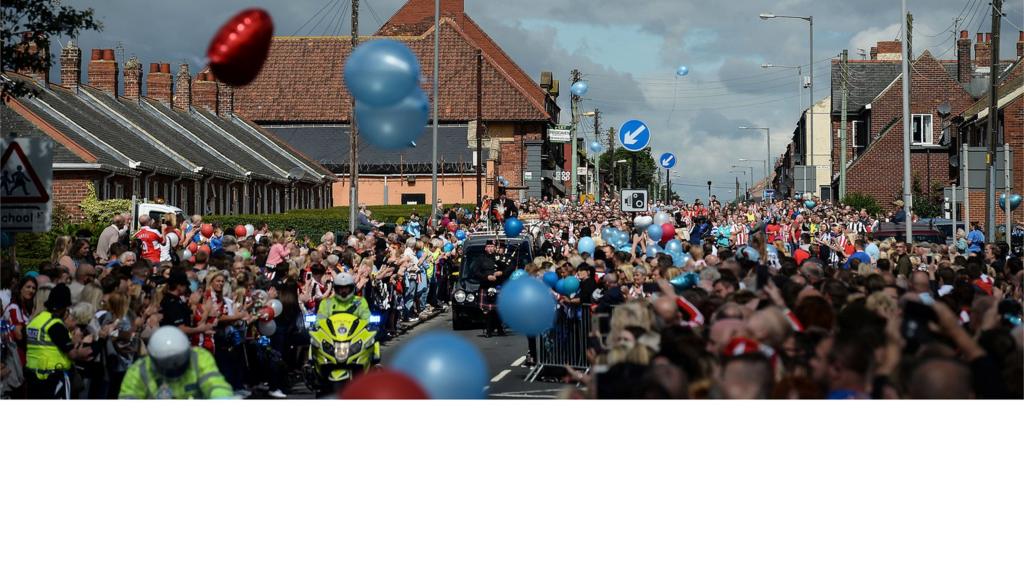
[{"xmin": 304, "ymin": 309, "xmax": 381, "ymax": 398}]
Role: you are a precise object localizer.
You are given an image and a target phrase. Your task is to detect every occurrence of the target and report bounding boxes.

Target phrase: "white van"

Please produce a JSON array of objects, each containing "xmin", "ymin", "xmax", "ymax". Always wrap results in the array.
[{"xmin": 132, "ymin": 199, "xmax": 186, "ymax": 232}]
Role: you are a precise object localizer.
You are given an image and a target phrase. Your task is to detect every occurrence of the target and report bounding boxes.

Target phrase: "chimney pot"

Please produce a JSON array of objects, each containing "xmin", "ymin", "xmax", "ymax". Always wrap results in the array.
[
  {"xmin": 102, "ymin": 48, "xmax": 115, "ymax": 61},
  {"xmin": 977, "ymin": 32, "xmax": 985, "ymax": 42},
  {"xmin": 1019, "ymin": 31, "xmax": 1024, "ymax": 42},
  {"xmin": 960, "ymin": 30, "xmax": 969, "ymax": 39},
  {"xmin": 91, "ymin": 48, "xmax": 103, "ymax": 61},
  {"xmin": 160, "ymin": 63, "xmax": 170, "ymax": 74},
  {"xmin": 150, "ymin": 63, "xmax": 160, "ymax": 73}
]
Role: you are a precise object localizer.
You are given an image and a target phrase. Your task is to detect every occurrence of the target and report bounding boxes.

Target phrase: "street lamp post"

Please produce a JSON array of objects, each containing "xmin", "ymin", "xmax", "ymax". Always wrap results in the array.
[
  {"xmin": 739, "ymin": 127, "xmax": 771, "ymax": 190},
  {"xmin": 582, "ymin": 111, "xmax": 598, "ymax": 202},
  {"xmin": 762, "ymin": 63, "xmax": 805, "ymax": 164},
  {"xmin": 615, "ymin": 159, "xmax": 627, "ymax": 196},
  {"xmin": 732, "ymin": 164, "xmax": 754, "ymax": 199},
  {"xmin": 761, "ymin": 13, "xmax": 813, "ymax": 170}
]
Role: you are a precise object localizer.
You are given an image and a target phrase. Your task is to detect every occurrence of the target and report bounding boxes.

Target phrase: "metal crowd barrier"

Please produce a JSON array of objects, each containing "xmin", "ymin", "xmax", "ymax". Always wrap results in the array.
[{"xmin": 526, "ymin": 304, "xmax": 594, "ymax": 383}]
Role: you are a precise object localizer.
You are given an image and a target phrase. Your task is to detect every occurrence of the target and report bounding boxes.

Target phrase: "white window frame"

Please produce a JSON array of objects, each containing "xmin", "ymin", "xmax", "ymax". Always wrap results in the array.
[{"xmin": 912, "ymin": 114, "xmax": 933, "ymax": 145}]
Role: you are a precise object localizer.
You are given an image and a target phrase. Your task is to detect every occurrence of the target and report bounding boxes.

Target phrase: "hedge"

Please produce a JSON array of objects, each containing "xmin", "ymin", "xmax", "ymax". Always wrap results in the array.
[
  {"xmin": 8, "ymin": 189, "xmax": 114, "ymax": 273},
  {"xmin": 205, "ymin": 205, "xmax": 441, "ymax": 239}
]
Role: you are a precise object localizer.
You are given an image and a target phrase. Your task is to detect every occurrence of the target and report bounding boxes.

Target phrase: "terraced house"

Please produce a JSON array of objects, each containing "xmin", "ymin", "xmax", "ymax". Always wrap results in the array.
[{"xmin": 3, "ymin": 42, "xmax": 335, "ymax": 219}]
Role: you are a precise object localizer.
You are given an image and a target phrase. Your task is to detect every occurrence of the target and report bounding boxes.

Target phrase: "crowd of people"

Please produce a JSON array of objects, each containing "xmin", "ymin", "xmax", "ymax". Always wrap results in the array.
[{"xmin": 1, "ymin": 188, "xmax": 1021, "ymax": 399}]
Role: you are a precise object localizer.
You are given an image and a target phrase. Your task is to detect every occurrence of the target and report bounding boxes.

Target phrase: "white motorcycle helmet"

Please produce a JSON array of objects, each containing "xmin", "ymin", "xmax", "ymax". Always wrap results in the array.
[
  {"xmin": 333, "ymin": 272, "xmax": 356, "ymax": 303},
  {"xmin": 148, "ymin": 326, "xmax": 191, "ymax": 378}
]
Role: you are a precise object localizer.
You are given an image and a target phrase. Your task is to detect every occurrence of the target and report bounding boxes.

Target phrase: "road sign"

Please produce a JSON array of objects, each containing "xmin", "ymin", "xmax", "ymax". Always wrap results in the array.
[
  {"xmin": 659, "ymin": 152, "xmax": 676, "ymax": 169},
  {"xmin": 618, "ymin": 119, "xmax": 651, "ymax": 152},
  {"xmin": 621, "ymin": 189, "xmax": 648, "ymax": 212},
  {"xmin": 1, "ymin": 138, "xmax": 53, "ymax": 233},
  {"xmin": 549, "ymin": 129, "xmax": 571, "ymax": 143}
]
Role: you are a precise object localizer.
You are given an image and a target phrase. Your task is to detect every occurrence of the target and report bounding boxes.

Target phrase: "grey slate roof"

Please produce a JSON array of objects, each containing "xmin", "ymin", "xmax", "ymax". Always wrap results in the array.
[
  {"xmin": 831, "ymin": 60, "xmax": 902, "ymax": 114},
  {"xmin": 263, "ymin": 124, "xmax": 476, "ymax": 173},
  {"xmin": 4, "ymin": 73, "xmax": 334, "ymax": 184},
  {"xmin": 2, "ymin": 105, "xmax": 93, "ymax": 164}
]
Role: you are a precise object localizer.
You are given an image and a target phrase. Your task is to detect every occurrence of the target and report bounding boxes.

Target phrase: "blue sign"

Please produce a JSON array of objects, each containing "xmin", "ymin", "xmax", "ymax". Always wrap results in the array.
[
  {"xmin": 619, "ymin": 119, "xmax": 651, "ymax": 152},
  {"xmin": 659, "ymin": 152, "xmax": 676, "ymax": 169}
]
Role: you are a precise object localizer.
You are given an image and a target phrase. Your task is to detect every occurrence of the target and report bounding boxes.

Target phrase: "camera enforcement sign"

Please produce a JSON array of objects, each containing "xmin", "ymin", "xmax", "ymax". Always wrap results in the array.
[
  {"xmin": 621, "ymin": 189, "xmax": 648, "ymax": 212},
  {"xmin": 1, "ymin": 138, "xmax": 54, "ymax": 233}
]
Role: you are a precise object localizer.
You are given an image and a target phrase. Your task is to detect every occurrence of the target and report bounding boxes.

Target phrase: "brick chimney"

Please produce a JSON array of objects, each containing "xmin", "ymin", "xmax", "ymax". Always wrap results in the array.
[
  {"xmin": 1018, "ymin": 31, "xmax": 1024, "ymax": 59},
  {"xmin": 123, "ymin": 57, "xmax": 142, "ymax": 100},
  {"xmin": 874, "ymin": 41, "xmax": 902, "ymax": 61},
  {"xmin": 88, "ymin": 48, "xmax": 118, "ymax": 96},
  {"xmin": 956, "ymin": 30, "xmax": 972, "ymax": 83},
  {"xmin": 147, "ymin": 62, "xmax": 173, "ymax": 105},
  {"xmin": 173, "ymin": 63, "xmax": 191, "ymax": 110},
  {"xmin": 193, "ymin": 72, "xmax": 219, "ymax": 113},
  {"xmin": 869, "ymin": 46, "xmax": 878, "ymax": 60},
  {"xmin": 975, "ymin": 32, "xmax": 991, "ymax": 68},
  {"xmin": 15, "ymin": 34, "xmax": 49, "ymax": 83},
  {"xmin": 216, "ymin": 80, "xmax": 234, "ymax": 117},
  {"xmin": 60, "ymin": 40, "xmax": 82, "ymax": 89}
]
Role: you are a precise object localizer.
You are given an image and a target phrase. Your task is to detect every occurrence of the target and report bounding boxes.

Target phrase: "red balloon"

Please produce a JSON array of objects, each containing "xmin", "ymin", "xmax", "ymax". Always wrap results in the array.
[
  {"xmin": 448, "ymin": 222, "xmax": 458, "ymax": 232},
  {"xmin": 339, "ymin": 370, "xmax": 429, "ymax": 400},
  {"xmin": 259, "ymin": 306, "xmax": 275, "ymax": 322},
  {"xmin": 234, "ymin": 225, "xmax": 247, "ymax": 237},
  {"xmin": 201, "ymin": 223, "xmax": 214, "ymax": 238},
  {"xmin": 207, "ymin": 9, "xmax": 274, "ymax": 87},
  {"xmin": 187, "ymin": 242, "xmax": 198, "ymax": 253},
  {"xmin": 197, "ymin": 245, "xmax": 211, "ymax": 254},
  {"xmin": 661, "ymin": 223, "xmax": 675, "ymax": 242}
]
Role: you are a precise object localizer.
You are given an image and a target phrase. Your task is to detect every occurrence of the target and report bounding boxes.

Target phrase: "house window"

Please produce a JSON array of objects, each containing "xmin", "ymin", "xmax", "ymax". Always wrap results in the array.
[
  {"xmin": 851, "ymin": 120, "xmax": 867, "ymax": 153},
  {"xmin": 912, "ymin": 114, "xmax": 933, "ymax": 145}
]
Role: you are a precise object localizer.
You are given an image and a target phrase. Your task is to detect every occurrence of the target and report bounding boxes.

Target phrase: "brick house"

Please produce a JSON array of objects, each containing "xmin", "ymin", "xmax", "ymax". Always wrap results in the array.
[
  {"xmin": 3, "ymin": 41, "xmax": 335, "ymax": 219},
  {"xmin": 835, "ymin": 33, "xmax": 1019, "ymax": 220},
  {"xmin": 955, "ymin": 32, "xmax": 1024, "ymax": 229},
  {"xmin": 233, "ymin": 0, "xmax": 561, "ymax": 207}
]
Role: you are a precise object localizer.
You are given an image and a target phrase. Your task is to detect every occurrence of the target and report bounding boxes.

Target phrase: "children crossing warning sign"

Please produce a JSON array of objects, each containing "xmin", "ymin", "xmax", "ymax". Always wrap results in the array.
[{"xmin": 1, "ymin": 138, "xmax": 54, "ymax": 232}]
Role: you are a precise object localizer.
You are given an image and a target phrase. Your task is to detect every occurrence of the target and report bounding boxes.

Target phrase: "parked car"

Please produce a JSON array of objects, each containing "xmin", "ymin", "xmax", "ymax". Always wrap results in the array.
[
  {"xmin": 133, "ymin": 201, "xmax": 185, "ymax": 232},
  {"xmin": 451, "ymin": 233, "xmax": 533, "ymax": 330},
  {"xmin": 870, "ymin": 222, "xmax": 948, "ymax": 244}
]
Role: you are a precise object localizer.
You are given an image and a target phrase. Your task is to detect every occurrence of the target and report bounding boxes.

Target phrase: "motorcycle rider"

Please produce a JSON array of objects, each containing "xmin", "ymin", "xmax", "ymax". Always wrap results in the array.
[
  {"xmin": 119, "ymin": 326, "xmax": 233, "ymax": 399},
  {"xmin": 317, "ymin": 272, "xmax": 370, "ymax": 323}
]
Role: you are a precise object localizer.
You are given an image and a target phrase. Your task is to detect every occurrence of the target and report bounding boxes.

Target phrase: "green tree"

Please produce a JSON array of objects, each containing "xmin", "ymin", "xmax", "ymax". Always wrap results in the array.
[
  {"xmin": 1, "ymin": 0, "xmax": 101, "ymax": 98},
  {"xmin": 599, "ymin": 146, "xmax": 657, "ymax": 191}
]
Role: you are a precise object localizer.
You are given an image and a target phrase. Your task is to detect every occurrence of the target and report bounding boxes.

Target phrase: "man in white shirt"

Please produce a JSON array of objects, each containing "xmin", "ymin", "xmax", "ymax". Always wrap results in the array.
[{"xmin": 96, "ymin": 214, "xmax": 126, "ymax": 263}]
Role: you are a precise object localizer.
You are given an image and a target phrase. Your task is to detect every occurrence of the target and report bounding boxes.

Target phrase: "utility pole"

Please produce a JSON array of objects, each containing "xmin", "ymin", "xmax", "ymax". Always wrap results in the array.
[
  {"xmin": 570, "ymin": 69, "xmax": 581, "ymax": 204},
  {"xmin": 986, "ymin": 0, "xmax": 1002, "ymax": 242},
  {"xmin": 607, "ymin": 127, "xmax": 615, "ymax": 200},
  {"xmin": 475, "ymin": 48, "xmax": 482, "ymax": 209},
  {"xmin": 593, "ymin": 108, "xmax": 601, "ymax": 202},
  {"xmin": 735, "ymin": 177, "xmax": 740, "ymax": 204},
  {"xmin": 348, "ymin": 0, "xmax": 359, "ymax": 233},
  {"xmin": 901, "ymin": 0, "xmax": 913, "ymax": 243},
  {"xmin": 840, "ymin": 49, "xmax": 848, "ymax": 201},
  {"xmin": 430, "ymin": 0, "xmax": 440, "ymax": 225}
]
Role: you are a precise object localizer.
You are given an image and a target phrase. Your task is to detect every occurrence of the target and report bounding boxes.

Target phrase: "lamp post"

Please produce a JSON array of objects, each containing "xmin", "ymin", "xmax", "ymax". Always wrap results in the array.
[
  {"xmin": 582, "ymin": 111, "xmax": 598, "ymax": 202},
  {"xmin": 730, "ymin": 169, "xmax": 748, "ymax": 203},
  {"xmin": 732, "ymin": 164, "xmax": 754, "ymax": 200},
  {"xmin": 615, "ymin": 159, "xmax": 627, "ymax": 196},
  {"xmin": 760, "ymin": 13, "xmax": 813, "ymax": 169}
]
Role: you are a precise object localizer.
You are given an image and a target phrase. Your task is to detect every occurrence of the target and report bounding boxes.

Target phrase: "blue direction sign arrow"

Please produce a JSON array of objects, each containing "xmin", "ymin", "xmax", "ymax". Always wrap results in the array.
[
  {"xmin": 659, "ymin": 152, "xmax": 677, "ymax": 169},
  {"xmin": 619, "ymin": 119, "xmax": 651, "ymax": 152}
]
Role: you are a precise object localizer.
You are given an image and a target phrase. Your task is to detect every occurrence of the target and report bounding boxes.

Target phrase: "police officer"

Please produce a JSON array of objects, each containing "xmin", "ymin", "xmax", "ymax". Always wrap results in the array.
[
  {"xmin": 25, "ymin": 284, "xmax": 86, "ymax": 399},
  {"xmin": 317, "ymin": 272, "xmax": 370, "ymax": 323},
  {"xmin": 470, "ymin": 240, "xmax": 505, "ymax": 337},
  {"xmin": 119, "ymin": 326, "xmax": 233, "ymax": 399}
]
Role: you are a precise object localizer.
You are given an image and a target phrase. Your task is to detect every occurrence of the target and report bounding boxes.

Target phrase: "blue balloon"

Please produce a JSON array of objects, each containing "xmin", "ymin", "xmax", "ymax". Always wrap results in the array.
[
  {"xmin": 542, "ymin": 270, "xmax": 559, "ymax": 288},
  {"xmin": 665, "ymin": 239, "xmax": 683, "ymax": 254},
  {"xmin": 504, "ymin": 217, "xmax": 523, "ymax": 237},
  {"xmin": 443, "ymin": 242, "xmax": 454, "ymax": 253},
  {"xmin": 671, "ymin": 251, "xmax": 684, "ymax": 267},
  {"xmin": 509, "ymin": 269, "xmax": 527, "ymax": 281},
  {"xmin": 390, "ymin": 333, "xmax": 488, "ymax": 399},
  {"xmin": 601, "ymin": 227, "xmax": 615, "ymax": 241},
  {"xmin": 497, "ymin": 277, "xmax": 557, "ymax": 336},
  {"xmin": 646, "ymin": 244, "xmax": 661, "ymax": 258},
  {"xmin": 804, "ymin": 200, "xmax": 817, "ymax": 209},
  {"xmin": 556, "ymin": 276, "xmax": 581, "ymax": 296},
  {"xmin": 589, "ymin": 140, "xmax": 603, "ymax": 153},
  {"xmin": 570, "ymin": 80, "xmax": 589, "ymax": 96},
  {"xmin": 355, "ymin": 88, "xmax": 429, "ymax": 150},
  {"xmin": 577, "ymin": 236, "xmax": 596, "ymax": 256},
  {"xmin": 646, "ymin": 223, "xmax": 663, "ymax": 242},
  {"xmin": 455, "ymin": 229, "xmax": 467, "ymax": 241},
  {"xmin": 676, "ymin": 65, "xmax": 689, "ymax": 77},
  {"xmin": 344, "ymin": 39, "xmax": 421, "ymax": 107}
]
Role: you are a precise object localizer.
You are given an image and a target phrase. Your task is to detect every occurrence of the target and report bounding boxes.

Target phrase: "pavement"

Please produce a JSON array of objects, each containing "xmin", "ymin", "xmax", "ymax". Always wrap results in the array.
[{"xmin": 282, "ymin": 308, "xmax": 573, "ymax": 399}]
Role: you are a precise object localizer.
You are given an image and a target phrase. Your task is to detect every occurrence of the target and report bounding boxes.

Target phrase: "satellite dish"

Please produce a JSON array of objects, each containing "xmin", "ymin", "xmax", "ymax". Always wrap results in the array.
[
  {"xmin": 937, "ymin": 102, "xmax": 952, "ymax": 117},
  {"xmin": 287, "ymin": 167, "xmax": 305, "ymax": 180}
]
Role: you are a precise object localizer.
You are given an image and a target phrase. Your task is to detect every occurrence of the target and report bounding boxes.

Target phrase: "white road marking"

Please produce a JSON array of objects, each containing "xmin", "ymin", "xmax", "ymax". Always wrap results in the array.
[
  {"xmin": 510, "ymin": 355, "xmax": 526, "ymax": 367},
  {"xmin": 489, "ymin": 388, "xmax": 564, "ymax": 399},
  {"xmin": 491, "ymin": 369, "xmax": 511, "ymax": 382}
]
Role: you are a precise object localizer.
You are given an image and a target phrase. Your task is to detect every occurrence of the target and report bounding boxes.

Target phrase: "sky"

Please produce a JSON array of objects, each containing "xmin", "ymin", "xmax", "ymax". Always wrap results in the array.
[{"xmin": 53, "ymin": 0, "xmax": 1024, "ymax": 202}]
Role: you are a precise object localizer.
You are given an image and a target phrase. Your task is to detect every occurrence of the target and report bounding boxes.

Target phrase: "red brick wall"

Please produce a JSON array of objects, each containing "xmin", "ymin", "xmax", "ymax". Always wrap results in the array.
[
  {"xmin": 87, "ymin": 49, "xmax": 118, "ymax": 97},
  {"xmin": 124, "ymin": 65, "xmax": 142, "ymax": 100},
  {"xmin": 193, "ymin": 74, "xmax": 218, "ymax": 113},
  {"xmin": 147, "ymin": 64, "xmax": 172, "ymax": 105},
  {"xmin": 52, "ymin": 171, "xmax": 99, "ymax": 218}
]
